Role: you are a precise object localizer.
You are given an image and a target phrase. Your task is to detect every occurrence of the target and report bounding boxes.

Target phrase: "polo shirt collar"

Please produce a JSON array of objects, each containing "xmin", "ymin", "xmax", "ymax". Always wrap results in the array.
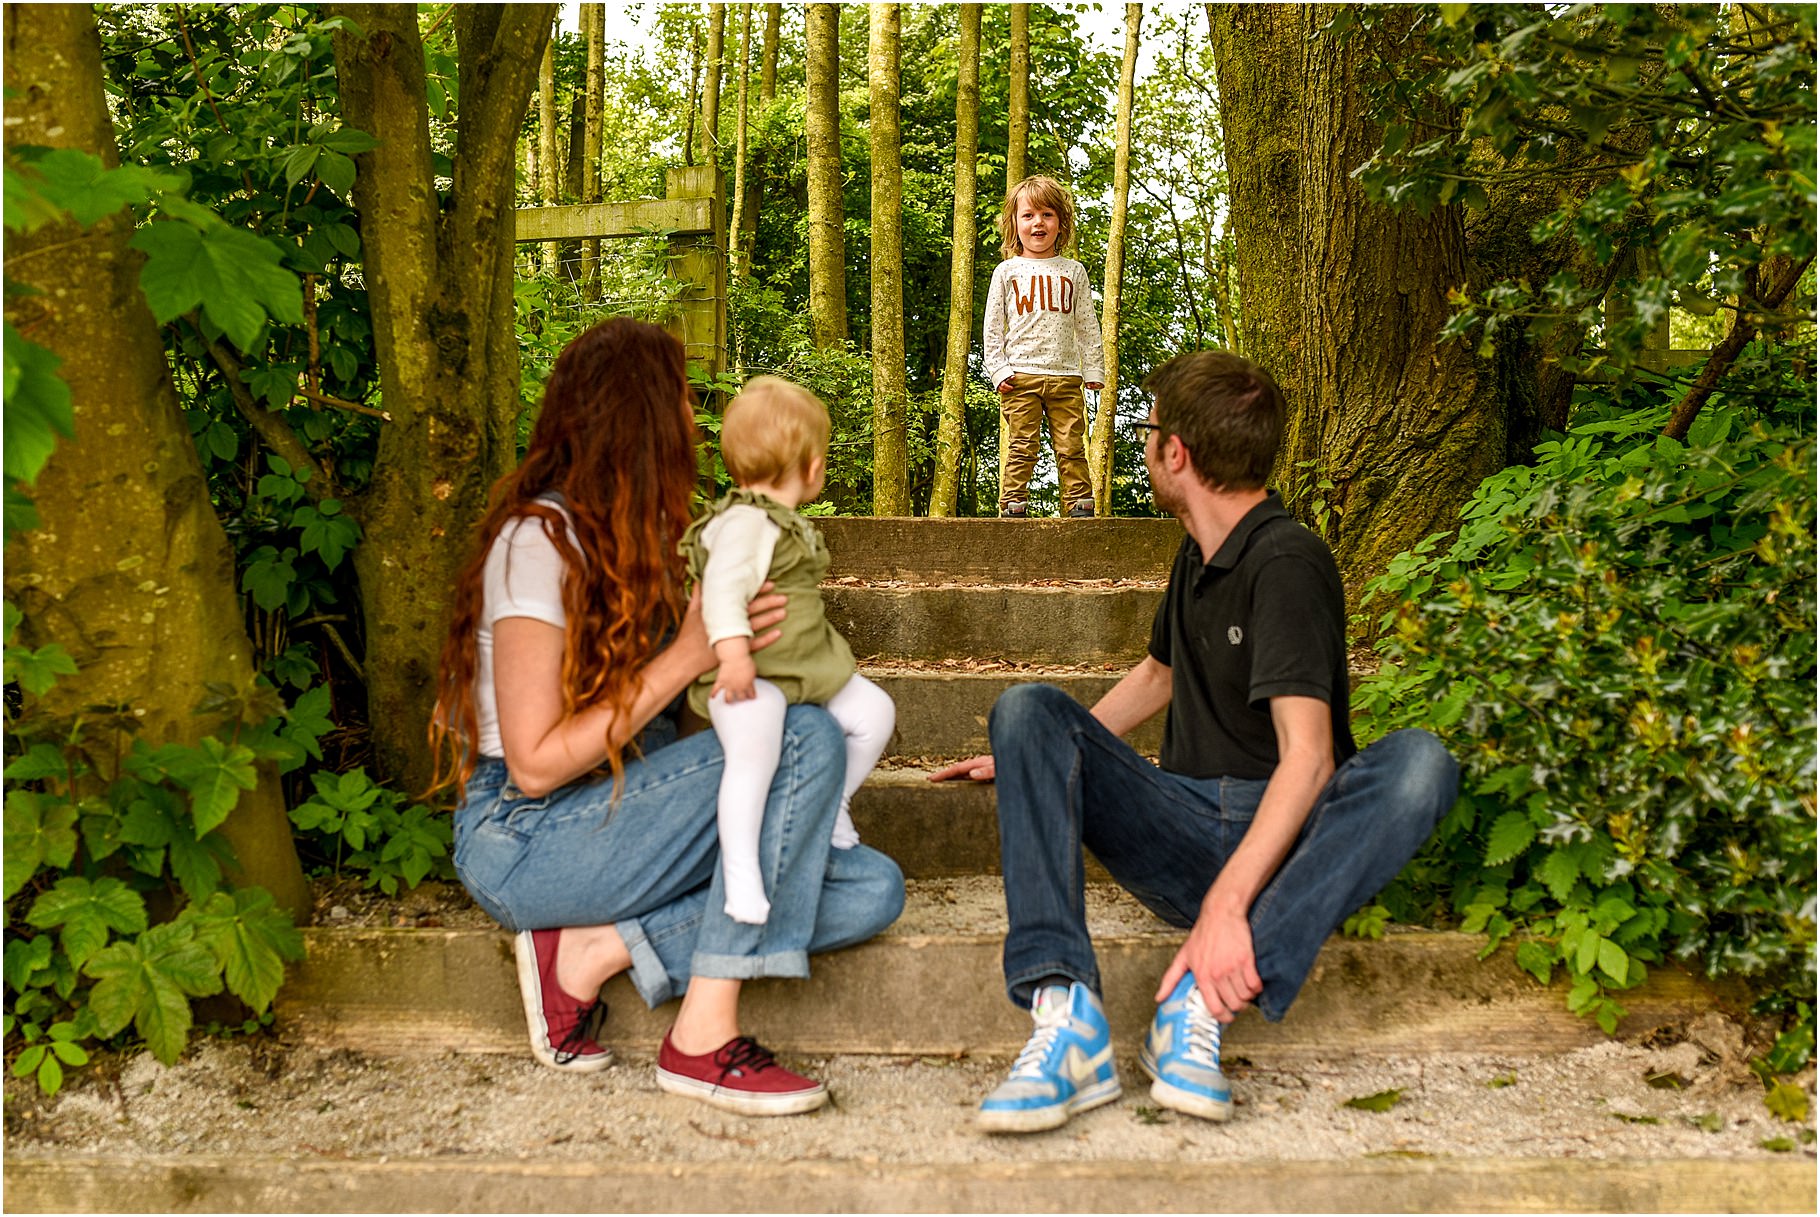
[{"xmin": 1193, "ymin": 490, "xmax": 1291, "ymax": 577}]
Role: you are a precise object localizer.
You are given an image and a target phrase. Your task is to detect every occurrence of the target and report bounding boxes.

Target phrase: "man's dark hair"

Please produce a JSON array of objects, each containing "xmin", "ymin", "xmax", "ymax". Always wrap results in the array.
[{"xmin": 1141, "ymin": 350, "xmax": 1285, "ymax": 491}]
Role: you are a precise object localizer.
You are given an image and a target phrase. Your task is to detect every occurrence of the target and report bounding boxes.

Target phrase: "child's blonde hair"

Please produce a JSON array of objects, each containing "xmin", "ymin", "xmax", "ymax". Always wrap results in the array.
[
  {"xmin": 997, "ymin": 174, "xmax": 1076, "ymax": 260},
  {"xmin": 720, "ymin": 375, "xmax": 830, "ymax": 485}
]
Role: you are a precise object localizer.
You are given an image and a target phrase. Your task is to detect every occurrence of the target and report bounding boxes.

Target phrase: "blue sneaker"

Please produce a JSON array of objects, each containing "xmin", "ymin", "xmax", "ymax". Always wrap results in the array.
[
  {"xmin": 977, "ymin": 983, "xmax": 1122, "ymax": 1133},
  {"xmin": 1140, "ymin": 973, "xmax": 1233, "ymax": 1121}
]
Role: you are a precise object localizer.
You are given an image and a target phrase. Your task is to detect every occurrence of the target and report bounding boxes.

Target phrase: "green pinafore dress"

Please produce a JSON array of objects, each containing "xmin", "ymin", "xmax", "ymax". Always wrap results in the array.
[{"xmin": 678, "ymin": 489, "xmax": 856, "ymax": 719}]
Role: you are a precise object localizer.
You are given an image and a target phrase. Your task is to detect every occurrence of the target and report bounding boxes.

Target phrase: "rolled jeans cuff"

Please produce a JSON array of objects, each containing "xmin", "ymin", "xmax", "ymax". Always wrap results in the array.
[
  {"xmin": 615, "ymin": 915, "xmax": 678, "ymax": 1008},
  {"xmin": 690, "ymin": 947, "xmax": 810, "ymax": 983}
]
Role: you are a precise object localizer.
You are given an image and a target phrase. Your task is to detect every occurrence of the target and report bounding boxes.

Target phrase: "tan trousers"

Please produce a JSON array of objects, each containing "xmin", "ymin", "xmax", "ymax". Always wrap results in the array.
[{"xmin": 999, "ymin": 373, "xmax": 1092, "ymax": 511}]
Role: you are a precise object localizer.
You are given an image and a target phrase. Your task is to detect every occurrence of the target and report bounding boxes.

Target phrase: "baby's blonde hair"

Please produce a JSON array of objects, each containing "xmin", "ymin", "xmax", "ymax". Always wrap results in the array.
[
  {"xmin": 721, "ymin": 375, "xmax": 831, "ymax": 485},
  {"xmin": 997, "ymin": 174, "xmax": 1076, "ymax": 260}
]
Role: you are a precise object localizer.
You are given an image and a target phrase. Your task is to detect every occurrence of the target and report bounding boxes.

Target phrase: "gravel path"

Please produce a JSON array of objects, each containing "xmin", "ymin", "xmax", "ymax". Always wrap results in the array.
[{"xmin": 8, "ymin": 1018, "xmax": 1811, "ymax": 1167}]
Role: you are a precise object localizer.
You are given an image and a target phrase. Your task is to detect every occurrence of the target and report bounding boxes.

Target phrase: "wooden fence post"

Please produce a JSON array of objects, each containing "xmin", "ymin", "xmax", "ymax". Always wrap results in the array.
[{"xmin": 665, "ymin": 164, "xmax": 726, "ymax": 381}]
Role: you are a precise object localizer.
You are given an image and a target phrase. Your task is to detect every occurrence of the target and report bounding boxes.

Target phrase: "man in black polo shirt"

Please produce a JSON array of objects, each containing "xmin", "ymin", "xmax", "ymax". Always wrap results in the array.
[{"xmin": 933, "ymin": 350, "xmax": 1459, "ymax": 1133}]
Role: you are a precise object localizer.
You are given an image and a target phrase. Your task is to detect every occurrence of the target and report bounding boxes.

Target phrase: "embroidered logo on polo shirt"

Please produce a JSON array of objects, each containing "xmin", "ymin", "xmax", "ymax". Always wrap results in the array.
[{"xmin": 1227, "ymin": 626, "xmax": 1243, "ymax": 645}]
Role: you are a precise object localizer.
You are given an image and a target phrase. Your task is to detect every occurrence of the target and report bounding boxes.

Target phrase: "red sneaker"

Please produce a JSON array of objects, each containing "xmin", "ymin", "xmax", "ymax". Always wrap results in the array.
[
  {"xmin": 656, "ymin": 1032, "xmax": 828, "ymax": 1116},
  {"xmin": 514, "ymin": 929, "xmax": 612, "ymax": 1072}
]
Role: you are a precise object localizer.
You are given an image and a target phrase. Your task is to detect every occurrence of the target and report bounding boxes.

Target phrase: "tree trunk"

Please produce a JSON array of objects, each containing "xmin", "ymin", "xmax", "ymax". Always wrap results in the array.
[
  {"xmin": 868, "ymin": 3, "xmax": 908, "ymax": 515},
  {"xmin": 930, "ymin": 4, "xmax": 982, "ymax": 518},
  {"xmin": 729, "ymin": 4, "xmax": 752, "ymax": 280},
  {"xmin": 1208, "ymin": 4, "xmax": 1504, "ymax": 596},
  {"xmin": 1088, "ymin": 3, "xmax": 1141, "ymax": 517},
  {"xmin": 806, "ymin": 2, "xmax": 848, "ymax": 348},
  {"xmin": 1007, "ymin": 4, "xmax": 1030, "ymax": 188},
  {"xmin": 684, "ymin": 14, "xmax": 701, "ymax": 166},
  {"xmin": 3, "ymin": 4, "xmax": 309, "ymax": 917},
  {"xmin": 581, "ymin": 3, "xmax": 604, "ymax": 298},
  {"xmin": 700, "ymin": 3, "xmax": 725, "ymax": 166},
  {"xmin": 741, "ymin": 2, "xmax": 782, "ymax": 251},
  {"xmin": 329, "ymin": 3, "xmax": 555, "ymax": 796},
  {"xmin": 538, "ymin": 24, "xmax": 558, "ymax": 271}
]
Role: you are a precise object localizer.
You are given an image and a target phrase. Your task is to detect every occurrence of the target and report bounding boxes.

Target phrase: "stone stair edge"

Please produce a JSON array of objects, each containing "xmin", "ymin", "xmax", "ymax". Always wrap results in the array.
[{"xmin": 6, "ymin": 1153, "xmax": 1809, "ymax": 1215}]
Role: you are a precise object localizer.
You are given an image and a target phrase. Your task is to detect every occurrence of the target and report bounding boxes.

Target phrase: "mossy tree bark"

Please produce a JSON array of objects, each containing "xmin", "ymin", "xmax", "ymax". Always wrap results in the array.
[
  {"xmin": 1209, "ymin": 4, "xmax": 1507, "ymax": 596},
  {"xmin": 868, "ymin": 3, "xmax": 908, "ymax": 515},
  {"xmin": 1006, "ymin": 4, "xmax": 1030, "ymax": 189},
  {"xmin": 3, "ymin": 4, "xmax": 310, "ymax": 917},
  {"xmin": 739, "ymin": 3, "xmax": 783, "ymax": 253},
  {"xmin": 700, "ymin": 3, "xmax": 726, "ymax": 165},
  {"xmin": 806, "ymin": 2, "xmax": 848, "ymax": 349},
  {"xmin": 729, "ymin": 4, "xmax": 752, "ymax": 279},
  {"xmin": 329, "ymin": 3, "xmax": 555, "ymax": 797},
  {"xmin": 537, "ymin": 26, "xmax": 558, "ymax": 271},
  {"xmin": 930, "ymin": 4, "xmax": 982, "ymax": 519},
  {"xmin": 581, "ymin": 3, "xmax": 604, "ymax": 297},
  {"xmin": 1088, "ymin": 3, "xmax": 1141, "ymax": 517}
]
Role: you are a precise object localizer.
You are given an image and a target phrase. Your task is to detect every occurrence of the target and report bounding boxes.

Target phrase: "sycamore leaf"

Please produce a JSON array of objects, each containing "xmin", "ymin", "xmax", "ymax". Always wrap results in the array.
[
  {"xmin": 4, "ymin": 790, "xmax": 78, "ymax": 899},
  {"xmin": 1765, "ymin": 1081, "xmax": 1809, "ymax": 1123},
  {"xmin": 188, "ymin": 889, "xmax": 304, "ymax": 1012},
  {"xmin": 3, "ymin": 322, "xmax": 75, "ymax": 485},
  {"xmin": 83, "ymin": 922, "xmax": 221, "ymax": 1063},
  {"xmin": 166, "ymin": 829, "xmax": 230, "ymax": 904},
  {"xmin": 167, "ymin": 737, "xmax": 258, "ymax": 836},
  {"xmin": 26, "ymin": 876, "xmax": 150, "ymax": 971}
]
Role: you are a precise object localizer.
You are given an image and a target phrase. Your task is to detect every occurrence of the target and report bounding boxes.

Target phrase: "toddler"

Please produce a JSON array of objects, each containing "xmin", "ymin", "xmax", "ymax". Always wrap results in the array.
[
  {"xmin": 983, "ymin": 174, "xmax": 1105, "ymax": 518},
  {"xmin": 680, "ymin": 376, "xmax": 896, "ymax": 925}
]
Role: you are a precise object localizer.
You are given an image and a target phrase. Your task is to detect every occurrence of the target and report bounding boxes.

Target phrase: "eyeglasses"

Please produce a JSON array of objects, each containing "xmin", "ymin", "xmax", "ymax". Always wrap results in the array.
[{"xmin": 1128, "ymin": 421, "xmax": 1165, "ymax": 437}]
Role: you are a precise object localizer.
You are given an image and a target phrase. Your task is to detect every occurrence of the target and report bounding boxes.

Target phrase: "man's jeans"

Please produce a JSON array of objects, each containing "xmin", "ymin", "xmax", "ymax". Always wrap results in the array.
[
  {"xmin": 991, "ymin": 683, "xmax": 1459, "ymax": 1019},
  {"xmin": 454, "ymin": 706, "xmax": 905, "ymax": 1009}
]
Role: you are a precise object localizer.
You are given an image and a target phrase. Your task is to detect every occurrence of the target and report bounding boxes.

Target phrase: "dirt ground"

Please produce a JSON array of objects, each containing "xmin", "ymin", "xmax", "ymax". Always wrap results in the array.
[{"xmin": 7, "ymin": 1011, "xmax": 1812, "ymax": 1168}]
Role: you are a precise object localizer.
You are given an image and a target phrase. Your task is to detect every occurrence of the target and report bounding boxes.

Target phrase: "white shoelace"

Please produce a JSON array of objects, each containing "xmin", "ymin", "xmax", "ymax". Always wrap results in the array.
[
  {"xmin": 1007, "ymin": 994, "xmax": 1071, "ymax": 1078},
  {"xmin": 1182, "ymin": 985, "xmax": 1224, "ymax": 1068}
]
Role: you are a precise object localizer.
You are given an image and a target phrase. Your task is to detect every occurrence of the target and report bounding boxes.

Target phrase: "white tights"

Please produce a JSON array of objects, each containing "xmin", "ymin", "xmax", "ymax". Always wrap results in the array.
[{"xmin": 707, "ymin": 673, "xmax": 896, "ymax": 925}]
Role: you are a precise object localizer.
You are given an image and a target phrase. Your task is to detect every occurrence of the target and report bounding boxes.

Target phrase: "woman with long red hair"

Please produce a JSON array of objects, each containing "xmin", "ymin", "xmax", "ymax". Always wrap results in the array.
[{"xmin": 431, "ymin": 318, "xmax": 904, "ymax": 1115}]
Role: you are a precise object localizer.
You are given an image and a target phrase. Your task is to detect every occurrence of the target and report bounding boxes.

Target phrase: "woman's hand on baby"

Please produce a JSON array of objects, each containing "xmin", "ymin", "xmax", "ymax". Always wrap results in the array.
[
  {"xmin": 745, "ymin": 584, "xmax": 787, "ymax": 652},
  {"xmin": 676, "ymin": 583, "xmax": 787, "ymax": 679}
]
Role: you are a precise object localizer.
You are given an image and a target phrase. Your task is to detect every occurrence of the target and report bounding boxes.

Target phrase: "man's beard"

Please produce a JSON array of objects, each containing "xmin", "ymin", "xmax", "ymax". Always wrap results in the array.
[{"xmin": 1150, "ymin": 465, "xmax": 1187, "ymax": 519}]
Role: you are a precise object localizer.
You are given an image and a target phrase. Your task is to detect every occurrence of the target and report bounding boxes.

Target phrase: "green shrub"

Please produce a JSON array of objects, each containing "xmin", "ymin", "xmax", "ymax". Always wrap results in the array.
[{"xmin": 1354, "ymin": 389, "xmax": 1815, "ymax": 1038}]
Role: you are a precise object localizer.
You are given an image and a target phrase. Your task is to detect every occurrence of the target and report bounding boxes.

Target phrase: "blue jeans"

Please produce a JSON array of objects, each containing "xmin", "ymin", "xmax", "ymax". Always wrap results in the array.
[
  {"xmin": 453, "ymin": 706, "xmax": 905, "ymax": 1009},
  {"xmin": 990, "ymin": 684, "xmax": 1459, "ymax": 1020}
]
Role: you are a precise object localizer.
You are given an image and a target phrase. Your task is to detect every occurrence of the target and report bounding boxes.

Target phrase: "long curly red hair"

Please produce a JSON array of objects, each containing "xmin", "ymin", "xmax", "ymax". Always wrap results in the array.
[{"xmin": 428, "ymin": 318, "xmax": 699, "ymax": 800}]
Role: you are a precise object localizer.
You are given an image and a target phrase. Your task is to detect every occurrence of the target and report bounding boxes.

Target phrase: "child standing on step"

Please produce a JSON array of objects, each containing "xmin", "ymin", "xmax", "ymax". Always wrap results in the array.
[
  {"xmin": 983, "ymin": 174, "xmax": 1105, "ymax": 519},
  {"xmin": 681, "ymin": 376, "xmax": 896, "ymax": 925}
]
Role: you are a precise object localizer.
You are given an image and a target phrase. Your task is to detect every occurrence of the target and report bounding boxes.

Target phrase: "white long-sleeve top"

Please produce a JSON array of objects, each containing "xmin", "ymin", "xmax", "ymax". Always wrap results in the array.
[
  {"xmin": 981, "ymin": 255, "xmax": 1105, "ymax": 388},
  {"xmin": 697, "ymin": 504, "xmax": 784, "ymax": 646}
]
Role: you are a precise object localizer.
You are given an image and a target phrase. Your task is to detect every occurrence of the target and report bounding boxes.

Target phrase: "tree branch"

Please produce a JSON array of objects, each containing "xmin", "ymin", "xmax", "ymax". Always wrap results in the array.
[
  {"xmin": 1663, "ymin": 254, "xmax": 1813, "ymax": 441},
  {"xmin": 198, "ymin": 328, "xmax": 331, "ymax": 494}
]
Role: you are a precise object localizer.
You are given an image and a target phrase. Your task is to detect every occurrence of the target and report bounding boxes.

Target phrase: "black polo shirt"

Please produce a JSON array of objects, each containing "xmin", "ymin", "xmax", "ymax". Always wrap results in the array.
[{"xmin": 1148, "ymin": 491, "xmax": 1356, "ymax": 780}]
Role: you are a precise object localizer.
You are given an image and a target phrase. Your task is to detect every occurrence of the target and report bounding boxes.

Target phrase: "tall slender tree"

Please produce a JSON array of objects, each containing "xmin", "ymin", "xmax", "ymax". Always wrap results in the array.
[
  {"xmin": 729, "ymin": 4, "xmax": 753, "ymax": 277},
  {"xmin": 741, "ymin": 2, "xmax": 783, "ymax": 250},
  {"xmin": 537, "ymin": 25, "xmax": 558, "ymax": 271},
  {"xmin": 931, "ymin": 5, "xmax": 982, "ymax": 518},
  {"xmin": 869, "ymin": 3, "xmax": 908, "ymax": 515},
  {"xmin": 328, "ymin": 3, "xmax": 556, "ymax": 793},
  {"xmin": 700, "ymin": 3, "xmax": 726, "ymax": 165},
  {"xmin": 4, "ymin": 3, "xmax": 311, "ymax": 915},
  {"xmin": 806, "ymin": 2, "xmax": 848, "ymax": 348},
  {"xmin": 1088, "ymin": 3, "xmax": 1141, "ymax": 515},
  {"xmin": 1006, "ymin": 4, "xmax": 1030, "ymax": 188},
  {"xmin": 582, "ymin": 3, "xmax": 604, "ymax": 297}
]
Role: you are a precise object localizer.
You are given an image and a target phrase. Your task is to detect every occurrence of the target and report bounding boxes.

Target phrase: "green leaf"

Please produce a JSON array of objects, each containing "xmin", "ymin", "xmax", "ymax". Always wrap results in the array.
[
  {"xmin": 169, "ymin": 737, "xmax": 259, "ymax": 836},
  {"xmin": 166, "ymin": 827, "xmax": 228, "ymax": 903},
  {"xmin": 4, "ymin": 741, "xmax": 74, "ymax": 783},
  {"xmin": 130, "ymin": 221, "xmax": 304, "ymax": 353},
  {"xmin": 188, "ymin": 889, "xmax": 304, "ymax": 1013},
  {"xmin": 1596, "ymin": 937, "xmax": 1630, "ymax": 986},
  {"xmin": 1483, "ymin": 811, "xmax": 1536, "ymax": 867},
  {"xmin": 8, "ymin": 149, "xmax": 176, "ymax": 229},
  {"xmin": 315, "ymin": 150, "xmax": 355, "ymax": 196},
  {"xmin": 1342, "ymin": 1088, "xmax": 1404, "ymax": 1112},
  {"xmin": 1764, "ymin": 1080, "xmax": 1809, "ymax": 1123},
  {"xmin": 4, "ymin": 790, "xmax": 79, "ymax": 899},
  {"xmin": 26, "ymin": 876, "xmax": 150, "ymax": 971},
  {"xmin": 5, "ymin": 642, "xmax": 79, "ymax": 696},
  {"xmin": 1536, "ymin": 848, "xmax": 1580, "ymax": 903},
  {"xmin": 4, "ymin": 934, "xmax": 54, "ymax": 993},
  {"xmin": 83, "ymin": 921, "xmax": 221, "ymax": 1064},
  {"xmin": 3, "ymin": 322, "xmax": 75, "ymax": 485},
  {"xmin": 318, "ymin": 127, "xmax": 381, "ymax": 155},
  {"xmin": 1514, "ymin": 940, "xmax": 1553, "ymax": 985}
]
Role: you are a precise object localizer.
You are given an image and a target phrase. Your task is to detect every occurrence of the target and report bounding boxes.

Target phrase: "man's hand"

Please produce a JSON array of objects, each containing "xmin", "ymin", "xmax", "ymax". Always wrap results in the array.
[
  {"xmin": 927, "ymin": 753, "xmax": 995, "ymax": 782},
  {"xmin": 1155, "ymin": 903, "xmax": 1262, "ymax": 1024}
]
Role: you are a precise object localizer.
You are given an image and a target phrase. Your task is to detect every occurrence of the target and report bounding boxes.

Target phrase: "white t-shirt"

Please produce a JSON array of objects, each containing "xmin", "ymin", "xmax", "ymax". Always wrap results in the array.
[{"xmin": 475, "ymin": 513, "xmax": 569, "ymax": 758}]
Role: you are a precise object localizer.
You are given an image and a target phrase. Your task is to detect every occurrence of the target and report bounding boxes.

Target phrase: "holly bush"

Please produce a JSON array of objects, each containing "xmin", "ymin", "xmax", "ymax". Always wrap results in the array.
[{"xmin": 1354, "ymin": 383, "xmax": 1815, "ymax": 1040}]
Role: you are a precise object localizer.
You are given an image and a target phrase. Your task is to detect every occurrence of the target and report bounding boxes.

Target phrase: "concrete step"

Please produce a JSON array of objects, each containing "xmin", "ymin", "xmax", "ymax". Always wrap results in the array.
[
  {"xmin": 850, "ymin": 767, "xmax": 1109, "ymax": 880},
  {"xmin": 864, "ymin": 663, "xmax": 1162, "ymax": 760},
  {"xmin": 821, "ymin": 516, "xmax": 1183, "ymax": 583},
  {"xmin": 826, "ymin": 581, "xmax": 1163, "ymax": 664},
  {"xmin": 279, "ymin": 880, "xmax": 1738, "ymax": 1061},
  {"xmin": 10, "ymin": 1151, "xmax": 1808, "ymax": 1213}
]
